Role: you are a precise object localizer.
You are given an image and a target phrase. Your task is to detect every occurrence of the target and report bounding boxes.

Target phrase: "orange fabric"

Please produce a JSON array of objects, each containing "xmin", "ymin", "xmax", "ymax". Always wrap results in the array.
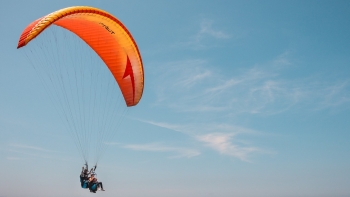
[{"xmin": 17, "ymin": 6, "xmax": 144, "ymax": 106}]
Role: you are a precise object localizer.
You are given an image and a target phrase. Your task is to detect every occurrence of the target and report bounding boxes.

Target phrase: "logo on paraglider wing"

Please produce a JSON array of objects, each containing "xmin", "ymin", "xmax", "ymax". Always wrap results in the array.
[
  {"xmin": 122, "ymin": 56, "xmax": 135, "ymax": 104},
  {"xmin": 99, "ymin": 22, "xmax": 115, "ymax": 34}
]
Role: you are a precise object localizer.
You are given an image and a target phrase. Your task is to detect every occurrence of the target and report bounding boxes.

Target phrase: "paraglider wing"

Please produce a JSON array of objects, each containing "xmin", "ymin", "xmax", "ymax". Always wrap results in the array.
[{"xmin": 17, "ymin": 6, "xmax": 144, "ymax": 106}]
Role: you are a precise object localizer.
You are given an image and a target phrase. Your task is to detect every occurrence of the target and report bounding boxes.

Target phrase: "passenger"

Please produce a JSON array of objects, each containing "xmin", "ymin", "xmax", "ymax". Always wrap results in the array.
[{"xmin": 88, "ymin": 174, "xmax": 105, "ymax": 192}]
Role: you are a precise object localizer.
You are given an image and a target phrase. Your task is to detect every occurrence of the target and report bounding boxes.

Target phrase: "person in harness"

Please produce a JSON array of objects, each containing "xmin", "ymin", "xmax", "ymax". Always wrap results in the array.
[
  {"xmin": 80, "ymin": 164, "xmax": 94, "ymax": 189},
  {"xmin": 88, "ymin": 173, "xmax": 105, "ymax": 193}
]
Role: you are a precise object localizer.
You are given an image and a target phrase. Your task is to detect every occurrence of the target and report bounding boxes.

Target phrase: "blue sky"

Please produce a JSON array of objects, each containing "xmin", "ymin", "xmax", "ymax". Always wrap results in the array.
[{"xmin": 1, "ymin": 1, "xmax": 350, "ymax": 197}]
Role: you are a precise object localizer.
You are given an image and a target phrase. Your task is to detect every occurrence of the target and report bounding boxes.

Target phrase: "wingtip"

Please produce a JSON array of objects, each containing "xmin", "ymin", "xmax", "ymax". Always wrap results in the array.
[{"xmin": 17, "ymin": 41, "xmax": 25, "ymax": 49}]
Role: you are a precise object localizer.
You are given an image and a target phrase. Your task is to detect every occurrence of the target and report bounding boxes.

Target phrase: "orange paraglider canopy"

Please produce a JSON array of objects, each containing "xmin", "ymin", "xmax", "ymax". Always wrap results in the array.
[{"xmin": 17, "ymin": 6, "xmax": 144, "ymax": 106}]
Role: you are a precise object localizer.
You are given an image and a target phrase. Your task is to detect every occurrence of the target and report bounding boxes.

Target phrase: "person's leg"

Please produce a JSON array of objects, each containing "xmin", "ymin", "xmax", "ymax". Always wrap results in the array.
[{"xmin": 98, "ymin": 182, "xmax": 105, "ymax": 191}]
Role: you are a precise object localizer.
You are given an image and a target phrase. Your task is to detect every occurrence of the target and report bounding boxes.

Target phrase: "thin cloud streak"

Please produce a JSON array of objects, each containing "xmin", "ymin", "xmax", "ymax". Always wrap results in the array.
[
  {"xmin": 206, "ymin": 78, "xmax": 242, "ymax": 93},
  {"xmin": 5, "ymin": 143, "xmax": 68, "ymax": 161},
  {"xmin": 10, "ymin": 144, "xmax": 60, "ymax": 153},
  {"xmin": 7, "ymin": 149, "xmax": 66, "ymax": 161},
  {"xmin": 177, "ymin": 70, "xmax": 212, "ymax": 88},
  {"xmin": 141, "ymin": 120, "xmax": 259, "ymax": 135},
  {"xmin": 123, "ymin": 143, "xmax": 200, "ymax": 158},
  {"xmin": 141, "ymin": 120, "xmax": 188, "ymax": 134}
]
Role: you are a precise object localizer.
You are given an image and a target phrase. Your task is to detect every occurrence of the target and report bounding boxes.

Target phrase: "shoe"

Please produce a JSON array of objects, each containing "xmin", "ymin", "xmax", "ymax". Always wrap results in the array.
[{"xmin": 101, "ymin": 189, "xmax": 105, "ymax": 191}]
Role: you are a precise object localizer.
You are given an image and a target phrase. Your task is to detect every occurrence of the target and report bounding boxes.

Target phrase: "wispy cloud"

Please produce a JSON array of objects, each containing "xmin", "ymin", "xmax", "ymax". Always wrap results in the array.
[
  {"xmin": 142, "ymin": 121, "xmax": 184, "ymax": 132},
  {"xmin": 142, "ymin": 120, "xmax": 258, "ymax": 135},
  {"xmin": 6, "ymin": 143, "xmax": 65, "ymax": 161},
  {"xmin": 152, "ymin": 59, "xmax": 213, "ymax": 105},
  {"xmin": 177, "ymin": 19, "xmax": 230, "ymax": 49},
  {"xmin": 123, "ymin": 143, "xmax": 200, "ymax": 158},
  {"xmin": 10, "ymin": 144, "xmax": 59, "ymax": 153},
  {"xmin": 205, "ymin": 78, "xmax": 242, "ymax": 93},
  {"xmin": 177, "ymin": 70, "xmax": 212, "ymax": 88},
  {"xmin": 7, "ymin": 149, "xmax": 64, "ymax": 160},
  {"xmin": 196, "ymin": 19, "xmax": 230, "ymax": 40},
  {"xmin": 196, "ymin": 133, "xmax": 261, "ymax": 162},
  {"xmin": 146, "ymin": 40, "xmax": 350, "ymax": 162},
  {"xmin": 318, "ymin": 81, "xmax": 350, "ymax": 109},
  {"xmin": 151, "ymin": 53, "xmax": 350, "ymax": 115},
  {"xmin": 139, "ymin": 120, "xmax": 265, "ymax": 161}
]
